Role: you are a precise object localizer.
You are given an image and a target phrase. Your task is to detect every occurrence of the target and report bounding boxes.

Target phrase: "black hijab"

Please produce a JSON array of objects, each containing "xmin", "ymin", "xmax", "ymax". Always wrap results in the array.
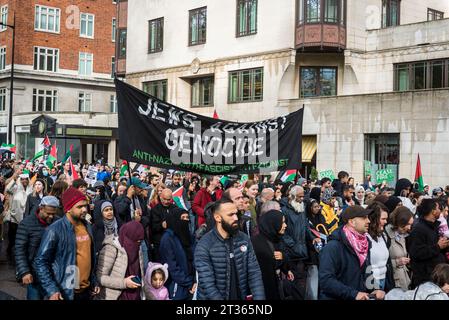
[
  {"xmin": 166, "ymin": 207, "xmax": 193, "ymax": 262},
  {"xmin": 385, "ymin": 196, "xmax": 402, "ymax": 214},
  {"xmin": 258, "ymin": 210, "xmax": 284, "ymax": 244},
  {"xmin": 309, "ymin": 187, "xmax": 321, "ymax": 203}
]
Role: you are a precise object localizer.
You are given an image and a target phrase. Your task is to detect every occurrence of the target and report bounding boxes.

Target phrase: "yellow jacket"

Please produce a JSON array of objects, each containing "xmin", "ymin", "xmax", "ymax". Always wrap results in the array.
[{"xmin": 320, "ymin": 202, "xmax": 340, "ymax": 234}]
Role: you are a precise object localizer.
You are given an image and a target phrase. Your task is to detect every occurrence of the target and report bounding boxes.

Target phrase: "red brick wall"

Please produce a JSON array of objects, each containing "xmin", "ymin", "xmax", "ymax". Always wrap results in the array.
[{"xmin": 1, "ymin": 0, "xmax": 116, "ymax": 74}]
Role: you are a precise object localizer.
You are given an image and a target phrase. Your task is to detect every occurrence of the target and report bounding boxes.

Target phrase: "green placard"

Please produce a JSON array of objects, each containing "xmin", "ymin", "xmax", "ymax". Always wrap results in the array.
[
  {"xmin": 375, "ymin": 169, "xmax": 395, "ymax": 183},
  {"xmin": 364, "ymin": 160, "xmax": 372, "ymax": 177},
  {"xmin": 318, "ymin": 169, "xmax": 335, "ymax": 181}
]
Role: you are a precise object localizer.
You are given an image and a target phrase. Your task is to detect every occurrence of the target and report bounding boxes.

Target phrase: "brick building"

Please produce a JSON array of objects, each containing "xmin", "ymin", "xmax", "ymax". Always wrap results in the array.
[{"xmin": 0, "ymin": 0, "xmax": 119, "ymax": 164}]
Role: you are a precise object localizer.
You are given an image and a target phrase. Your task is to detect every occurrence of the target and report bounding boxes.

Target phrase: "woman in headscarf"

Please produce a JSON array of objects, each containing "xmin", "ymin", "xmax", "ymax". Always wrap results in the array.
[
  {"xmin": 354, "ymin": 185, "xmax": 366, "ymax": 208},
  {"xmin": 118, "ymin": 221, "xmax": 145, "ymax": 300},
  {"xmin": 159, "ymin": 207, "xmax": 196, "ymax": 300},
  {"xmin": 251, "ymin": 210, "xmax": 294, "ymax": 300},
  {"xmin": 92, "ymin": 201, "xmax": 120, "ymax": 256},
  {"xmin": 96, "ymin": 221, "xmax": 145, "ymax": 300}
]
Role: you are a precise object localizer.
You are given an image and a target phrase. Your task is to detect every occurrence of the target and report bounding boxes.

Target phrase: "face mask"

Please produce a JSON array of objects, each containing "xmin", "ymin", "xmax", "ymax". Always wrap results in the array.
[{"xmin": 42, "ymin": 170, "xmax": 48, "ymax": 176}]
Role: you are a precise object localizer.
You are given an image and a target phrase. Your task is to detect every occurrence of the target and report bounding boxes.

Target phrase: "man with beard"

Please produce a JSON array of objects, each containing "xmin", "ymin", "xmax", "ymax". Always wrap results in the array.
[
  {"xmin": 223, "ymin": 187, "xmax": 254, "ymax": 237},
  {"xmin": 34, "ymin": 187, "xmax": 99, "ymax": 300},
  {"xmin": 194, "ymin": 198, "xmax": 265, "ymax": 300},
  {"xmin": 168, "ymin": 172, "xmax": 183, "ymax": 191},
  {"xmin": 150, "ymin": 188, "xmax": 178, "ymax": 262},
  {"xmin": 15, "ymin": 196, "xmax": 59, "ymax": 299},
  {"xmin": 159, "ymin": 207, "xmax": 196, "ymax": 300},
  {"xmin": 319, "ymin": 205, "xmax": 385, "ymax": 300},
  {"xmin": 281, "ymin": 186, "xmax": 321, "ymax": 295},
  {"xmin": 341, "ymin": 185, "xmax": 356, "ymax": 212}
]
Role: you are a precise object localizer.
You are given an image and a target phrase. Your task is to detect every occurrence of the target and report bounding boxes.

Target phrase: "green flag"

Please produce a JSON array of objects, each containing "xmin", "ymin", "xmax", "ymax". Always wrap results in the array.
[{"xmin": 31, "ymin": 150, "xmax": 44, "ymax": 162}]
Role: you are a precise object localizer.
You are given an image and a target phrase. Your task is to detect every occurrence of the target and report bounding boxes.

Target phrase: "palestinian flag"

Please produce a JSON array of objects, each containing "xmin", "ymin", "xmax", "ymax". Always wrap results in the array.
[
  {"xmin": 173, "ymin": 186, "xmax": 188, "ymax": 211},
  {"xmin": 46, "ymin": 143, "xmax": 57, "ymax": 169},
  {"xmin": 280, "ymin": 170, "xmax": 297, "ymax": 183},
  {"xmin": 42, "ymin": 135, "xmax": 51, "ymax": 148},
  {"xmin": 0, "ymin": 143, "xmax": 16, "ymax": 153},
  {"xmin": 414, "ymin": 153, "xmax": 424, "ymax": 192},
  {"xmin": 240, "ymin": 174, "xmax": 248, "ymax": 184},
  {"xmin": 31, "ymin": 149, "xmax": 45, "ymax": 162},
  {"xmin": 62, "ymin": 144, "xmax": 79, "ymax": 179},
  {"xmin": 120, "ymin": 160, "xmax": 128, "ymax": 177}
]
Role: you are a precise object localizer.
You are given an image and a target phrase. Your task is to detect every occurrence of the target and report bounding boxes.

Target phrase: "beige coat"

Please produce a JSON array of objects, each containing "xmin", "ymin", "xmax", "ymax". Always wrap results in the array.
[
  {"xmin": 385, "ymin": 224, "xmax": 411, "ymax": 290},
  {"xmin": 96, "ymin": 235, "xmax": 145, "ymax": 300}
]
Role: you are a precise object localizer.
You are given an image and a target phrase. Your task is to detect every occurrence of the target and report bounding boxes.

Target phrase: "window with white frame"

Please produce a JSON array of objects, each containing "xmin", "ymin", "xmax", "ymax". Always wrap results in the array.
[
  {"xmin": 0, "ymin": 88, "xmax": 6, "ymax": 111},
  {"xmin": 78, "ymin": 92, "xmax": 92, "ymax": 112},
  {"xmin": 35, "ymin": 5, "xmax": 60, "ymax": 33},
  {"xmin": 33, "ymin": 89, "xmax": 58, "ymax": 112},
  {"xmin": 112, "ymin": 18, "xmax": 116, "ymax": 42},
  {"xmin": 33, "ymin": 47, "xmax": 59, "ymax": 72},
  {"xmin": 0, "ymin": 47, "xmax": 6, "ymax": 70},
  {"xmin": 0, "ymin": 6, "xmax": 8, "ymax": 32},
  {"xmin": 80, "ymin": 13, "xmax": 94, "ymax": 38},
  {"xmin": 111, "ymin": 56, "xmax": 115, "ymax": 78},
  {"xmin": 110, "ymin": 95, "xmax": 117, "ymax": 113},
  {"xmin": 79, "ymin": 52, "xmax": 93, "ymax": 76}
]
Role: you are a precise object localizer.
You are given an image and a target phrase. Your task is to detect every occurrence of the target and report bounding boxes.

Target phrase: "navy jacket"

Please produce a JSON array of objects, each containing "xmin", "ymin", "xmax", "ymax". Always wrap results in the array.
[
  {"xmin": 319, "ymin": 226, "xmax": 371, "ymax": 300},
  {"xmin": 194, "ymin": 228, "xmax": 265, "ymax": 300},
  {"xmin": 33, "ymin": 215, "xmax": 96, "ymax": 300},
  {"xmin": 159, "ymin": 229, "xmax": 195, "ymax": 300},
  {"xmin": 15, "ymin": 211, "xmax": 52, "ymax": 280}
]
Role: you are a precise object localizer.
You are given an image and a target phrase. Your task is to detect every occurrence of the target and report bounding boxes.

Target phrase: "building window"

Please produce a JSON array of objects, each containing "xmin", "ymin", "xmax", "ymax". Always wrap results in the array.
[
  {"xmin": 148, "ymin": 18, "xmax": 163, "ymax": 53},
  {"xmin": 143, "ymin": 80, "xmax": 167, "ymax": 101},
  {"xmin": 298, "ymin": 0, "xmax": 345, "ymax": 25},
  {"xmin": 33, "ymin": 89, "xmax": 58, "ymax": 112},
  {"xmin": 365, "ymin": 134, "xmax": 400, "ymax": 186},
  {"xmin": 306, "ymin": 0, "xmax": 320, "ymax": 23},
  {"xmin": 80, "ymin": 13, "xmax": 94, "ymax": 38},
  {"xmin": 35, "ymin": 5, "xmax": 60, "ymax": 33},
  {"xmin": 0, "ymin": 88, "xmax": 6, "ymax": 111},
  {"xmin": 300, "ymin": 67, "xmax": 337, "ymax": 97},
  {"xmin": 428, "ymin": 8, "xmax": 444, "ymax": 21},
  {"xmin": 111, "ymin": 56, "xmax": 115, "ymax": 78},
  {"xmin": 237, "ymin": 0, "xmax": 257, "ymax": 37},
  {"xmin": 394, "ymin": 59, "xmax": 449, "ymax": 91},
  {"xmin": 382, "ymin": 0, "xmax": 400, "ymax": 28},
  {"xmin": 33, "ymin": 47, "xmax": 59, "ymax": 72},
  {"xmin": 0, "ymin": 47, "xmax": 5, "ymax": 70},
  {"xmin": 79, "ymin": 92, "xmax": 92, "ymax": 112},
  {"xmin": 0, "ymin": 5, "xmax": 7, "ymax": 32},
  {"xmin": 189, "ymin": 7, "xmax": 207, "ymax": 46},
  {"xmin": 228, "ymin": 68, "xmax": 263, "ymax": 103},
  {"xmin": 112, "ymin": 18, "xmax": 116, "ymax": 42},
  {"xmin": 118, "ymin": 29, "xmax": 127, "ymax": 58},
  {"xmin": 110, "ymin": 95, "xmax": 117, "ymax": 113},
  {"xmin": 79, "ymin": 52, "xmax": 93, "ymax": 76},
  {"xmin": 192, "ymin": 77, "xmax": 214, "ymax": 107}
]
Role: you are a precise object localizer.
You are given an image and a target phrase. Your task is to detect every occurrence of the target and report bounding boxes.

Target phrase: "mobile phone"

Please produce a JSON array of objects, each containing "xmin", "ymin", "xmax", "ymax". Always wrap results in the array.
[
  {"xmin": 368, "ymin": 293, "xmax": 376, "ymax": 300},
  {"xmin": 131, "ymin": 276, "xmax": 141, "ymax": 285}
]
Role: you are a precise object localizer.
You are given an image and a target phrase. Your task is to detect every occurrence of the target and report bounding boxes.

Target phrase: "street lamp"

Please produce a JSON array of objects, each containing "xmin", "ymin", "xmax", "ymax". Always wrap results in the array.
[{"xmin": 0, "ymin": 13, "xmax": 15, "ymax": 145}]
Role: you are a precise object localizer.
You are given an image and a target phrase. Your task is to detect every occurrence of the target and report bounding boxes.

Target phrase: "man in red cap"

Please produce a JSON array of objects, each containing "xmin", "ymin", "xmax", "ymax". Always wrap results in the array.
[{"xmin": 33, "ymin": 187, "xmax": 99, "ymax": 300}]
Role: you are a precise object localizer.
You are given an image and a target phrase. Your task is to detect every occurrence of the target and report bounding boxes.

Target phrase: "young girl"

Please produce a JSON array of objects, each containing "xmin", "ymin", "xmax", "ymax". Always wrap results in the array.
[{"xmin": 144, "ymin": 262, "xmax": 170, "ymax": 300}]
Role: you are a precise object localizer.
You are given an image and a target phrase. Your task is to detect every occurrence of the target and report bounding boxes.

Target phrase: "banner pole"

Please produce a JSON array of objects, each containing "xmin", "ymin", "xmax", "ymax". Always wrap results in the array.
[{"xmin": 126, "ymin": 160, "xmax": 137, "ymax": 214}]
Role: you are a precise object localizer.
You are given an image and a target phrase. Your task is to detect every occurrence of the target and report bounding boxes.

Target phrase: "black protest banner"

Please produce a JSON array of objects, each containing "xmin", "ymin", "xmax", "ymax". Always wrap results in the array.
[{"xmin": 115, "ymin": 79, "xmax": 303, "ymax": 175}]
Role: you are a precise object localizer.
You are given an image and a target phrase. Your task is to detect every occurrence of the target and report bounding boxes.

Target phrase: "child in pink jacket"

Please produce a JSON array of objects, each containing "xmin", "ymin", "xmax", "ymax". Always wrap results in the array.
[{"xmin": 144, "ymin": 262, "xmax": 170, "ymax": 300}]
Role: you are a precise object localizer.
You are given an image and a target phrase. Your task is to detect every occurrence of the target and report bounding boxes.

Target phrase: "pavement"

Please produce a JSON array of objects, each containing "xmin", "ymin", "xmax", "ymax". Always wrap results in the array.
[{"xmin": 0, "ymin": 227, "xmax": 26, "ymax": 300}]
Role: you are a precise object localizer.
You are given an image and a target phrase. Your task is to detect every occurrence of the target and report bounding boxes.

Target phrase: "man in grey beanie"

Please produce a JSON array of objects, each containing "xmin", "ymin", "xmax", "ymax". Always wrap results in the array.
[{"xmin": 15, "ymin": 196, "xmax": 59, "ymax": 300}]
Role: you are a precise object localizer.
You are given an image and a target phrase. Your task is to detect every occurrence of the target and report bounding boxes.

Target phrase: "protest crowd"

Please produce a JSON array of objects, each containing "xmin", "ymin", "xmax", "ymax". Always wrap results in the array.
[{"xmin": 1, "ymin": 152, "xmax": 449, "ymax": 301}]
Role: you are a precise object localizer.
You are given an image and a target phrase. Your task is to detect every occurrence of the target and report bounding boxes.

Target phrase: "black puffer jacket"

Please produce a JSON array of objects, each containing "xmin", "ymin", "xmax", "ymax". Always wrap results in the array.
[
  {"xmin": 408, "ymin": 218, "xmax": 447, "ymax": 288},
  {"xmin": 15, "ymin": 210, "xmax": 52, "ymax": 280}
]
